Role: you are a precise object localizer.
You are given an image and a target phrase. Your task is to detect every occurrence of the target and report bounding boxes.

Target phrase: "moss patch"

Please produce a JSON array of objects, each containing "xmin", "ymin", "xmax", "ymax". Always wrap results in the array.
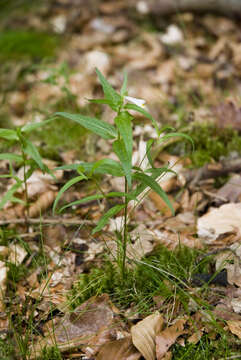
[{"xmin": 0, "ymin": 30, "xmax": 59, "ymax": 61}]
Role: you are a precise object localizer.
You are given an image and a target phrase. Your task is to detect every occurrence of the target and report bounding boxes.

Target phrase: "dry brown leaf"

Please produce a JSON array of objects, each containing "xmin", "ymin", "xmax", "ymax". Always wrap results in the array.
[
  {"xmin": 187, "ymin": 329, "xmax": 203, "ymax": 344},
  {"xmin": 156, "ymin": 318, "xmax": 187, "ymax": 360},
  {"xmin": 131, "ymin": 312, "xmax": 164, "ymax": 360},
  {"xmin": 215, "ymin": 246, "xmax": 241, "ymax": 287},
  {"xmin": 29, "ymin": 190, "xmax": 57, "ymax": 217},
  {"xmin": 8, "ymin": 243, "xmax": 27, "ymax": 265},
  {"xmin": 213, "ymin": 101, "xmax": 241, "ymax": 131},
  {"xmin": 197, "ymin": 203, "xmax": 241, "ymax": 241},
  {"xmin": 96, "ymin": 337, "xmax": 141, "ymax": 360},
  {"xmin": 226, "ymin": 320, "xmax": 241, "ymax": 339},
  {"xmin": 149, "ymin": 191, "xmax": 179, "ymax": 217},
  {"xmin": 215, "ymin": 174, "xmax": 241, "ymax": 204},
  {"xmin": 30, "ymin": 294, "xmax": 121, "ymax": 358}
]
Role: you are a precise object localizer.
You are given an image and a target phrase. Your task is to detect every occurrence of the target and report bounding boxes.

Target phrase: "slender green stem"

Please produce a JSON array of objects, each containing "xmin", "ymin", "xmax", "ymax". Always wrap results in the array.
[
  {"xmin": 121, "ymin": 177, "xmax": 128, "ymax": 279},
  {"xmin": 21, "ymin": 149, "xmax": 30, "ymax": 222}
]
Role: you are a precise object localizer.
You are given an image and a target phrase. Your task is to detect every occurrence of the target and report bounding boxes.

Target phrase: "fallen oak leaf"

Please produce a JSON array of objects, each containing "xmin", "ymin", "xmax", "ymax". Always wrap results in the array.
[
  {"xmin": 131, "ymin": 312, "xmax": 164, "ymax": 360},
  {"xmin": 96, "ymin": 337, "xmax": 141, "ymax": 360},
  {"xmin": 156, "ymin": 318, "xmax": 187, "ymax": 360}
]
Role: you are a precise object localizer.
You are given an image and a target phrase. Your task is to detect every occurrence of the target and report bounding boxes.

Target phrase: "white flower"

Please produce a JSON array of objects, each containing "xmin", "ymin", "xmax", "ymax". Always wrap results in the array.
[{"xmin": 125, "ymin": 96, "xmax": 146, "ymax": 108}]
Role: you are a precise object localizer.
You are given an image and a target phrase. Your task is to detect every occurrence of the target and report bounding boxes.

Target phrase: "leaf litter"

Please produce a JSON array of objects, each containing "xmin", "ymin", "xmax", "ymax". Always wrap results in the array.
[{"xmin": 1, "ymin": 1, "xmax": 241, "ymax": 359}]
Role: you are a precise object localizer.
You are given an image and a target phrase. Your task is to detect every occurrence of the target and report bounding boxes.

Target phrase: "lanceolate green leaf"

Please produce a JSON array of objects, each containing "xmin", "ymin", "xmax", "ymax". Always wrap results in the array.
[
  {"xmin": 0, "ymin": 153, "xmax": 23, "ymax": 163},
  {"xmin": 87, "ymin": 98, "xmax": 114, "ymax": 106},
  {"xmin": 159, "ymin": 132, "xmax": 194, "ymax": 149},
  {"xmin": 146, "ymin": 139, "xmax": 155, "ymax": 168},
  {"xmin": 133, "ymin": 172, "xmax": 174, "ymax": 215},
  {"xmin": 0, "ymin": 129, "xmax": 18, "ymax": 141},
  {"xmin": 59, "ymin": 194, "xmax": 105, "ymax": 212},
  {"xmin": 92, "ymin": 204, "xmax": 125, "ymax": 234},
  {"xmin": 114, "ymin": 111, "xmax": 133, "ymax": 159},
  {"xmin": 113, "ymin": 139, "xmax": 132, "ymax": 187},
  {"xmin": 55, "ymin": 112, "xmax": 117, "ymax": 140},
  {"xmin": 0, "ymin": 178, "xmax": 23, "ymax": 209},
  {"xmin": 124, "ymin": 103, "xmax": 159, "ymax": 133},
  {"xmin": 59, "ymin": 191, "xmax": 132, "ymax": 213},
  {"xmin": 21, "ymin": 117, "xmax": 56, "ymax": 133},
  {"xmin": 23, "ymin": 138, "xmax": 45, "ymax": 171},
  {"xmin": 53, "ymin": 175, "xmax": 87, "ymax": 213},
  {"xmin": 95, "ymin": 68, "xmax": 122, "ymax": 111},
  {"xmin": 56, "ymin": 159, "xmax": 124, "ymax": 177},
  {"xmin": 120, "ymin": 71, "xmax": 128, "ymax": 97}
]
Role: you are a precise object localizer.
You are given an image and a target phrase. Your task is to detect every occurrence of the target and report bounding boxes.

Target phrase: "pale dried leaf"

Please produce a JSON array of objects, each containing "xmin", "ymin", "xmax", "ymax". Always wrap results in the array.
[
  {"xmin": 156, "ymin": 318, "xmax": 187, "ymax": 360},
  {"xmin": 227, "ymin": 320, "xmax": 241, "ymax": 339},
  {"xmin": 96, "ymin": 337, "xmax": 141, "ymax": 360},
  {"xmin": 30, "ymin": 295, "xmax": 120, "ymax": 358},
  {"xmin": 197, "ymin": 203, "xmax": 241, "ymax": 241},
  {"xmin": 131, "ymin": 312, "xmax": 164, "ymax": 360},
  {"xmin": 8, "ymin": 243, "xmax": 27, "ymax": 265},
  {"xmin": 0, "ymin": 261, "xmax": 8, "ymax": 312}
]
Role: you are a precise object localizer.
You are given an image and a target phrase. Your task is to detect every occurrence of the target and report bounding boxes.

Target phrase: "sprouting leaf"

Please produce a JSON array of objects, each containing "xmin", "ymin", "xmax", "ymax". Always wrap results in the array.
[
  {"xmin": 92, "ymin": 204, "xmax": 125, "ymax": 234},
  {"xmin": 120, "ymin": 71, "xmax": 128, "ymax": 97},
  {"xmin": 113, "ymin": 139, "xmax": 132, "ymax": 187},
  {"xmin": 55, "ymin": 112, "xmax": 117, "ymax": 140},
  {"xmin": 0, "ymin": 128, "xmax": 18, "ymax": 141},
  {"xmin": 124, "ymin": 103, "xmax": 159, "ymax": 134},
  {"xmin": 0, "ymin": 153, "xmax": 23, "ymax": 163},
  {"xmin": 133, "ymin": 172, "xmax": 174, "ymax": 215},
  {"xmin": 114, "ymin": 111, "xmax": 133, "ymax": 159},
  {"xmin": 53, "ymin": 175, "xmax": 87, "ymax": 213},
  {"xmin": 95, "ymin": 68, "xmax": 122, "ymax": 111}
]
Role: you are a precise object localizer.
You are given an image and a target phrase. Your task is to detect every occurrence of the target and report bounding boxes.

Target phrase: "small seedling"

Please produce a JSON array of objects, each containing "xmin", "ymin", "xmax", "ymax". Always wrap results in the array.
[
  {"xmin": 0, "ymin": 118, "xmax": 55, "ymax": 218},
  {"xmin": 53, "ymin": 69, "xmax": 192, "ymax": 279}
]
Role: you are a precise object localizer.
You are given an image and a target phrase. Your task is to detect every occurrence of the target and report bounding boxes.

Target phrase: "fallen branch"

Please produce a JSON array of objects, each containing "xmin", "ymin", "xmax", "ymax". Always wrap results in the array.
[
  {"xmin": 183, "ymin": 157, "xmax": 241, "ymax": 187},
  {"xmin": 0, "ymin": 218, "xmax": 96, "ymax": 226},
  {"xmin": 137, "ymin": 0, "xmax": 241, "ymax": 17}
]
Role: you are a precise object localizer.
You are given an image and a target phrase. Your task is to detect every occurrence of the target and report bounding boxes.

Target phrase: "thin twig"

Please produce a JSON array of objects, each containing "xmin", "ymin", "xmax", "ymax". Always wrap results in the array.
[{"xmin": 0, "ymin": 218, "xmax": 97, "ymax": 226}]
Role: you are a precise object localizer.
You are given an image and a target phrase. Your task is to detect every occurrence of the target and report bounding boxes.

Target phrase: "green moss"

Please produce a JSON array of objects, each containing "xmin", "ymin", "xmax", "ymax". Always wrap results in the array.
[
  {"xmin": 0, "ymin": 30, "xmax": 59, "ymax": 61},
  {"xmin": 167, "ymin": 124, "xmax": 241, "ymax": 167}
]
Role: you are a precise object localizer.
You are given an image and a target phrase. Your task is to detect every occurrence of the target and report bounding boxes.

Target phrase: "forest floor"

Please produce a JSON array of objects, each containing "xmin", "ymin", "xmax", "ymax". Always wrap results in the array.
[{"xmin": 0, "ymin": 1, "xmax": 241, "ymax": 359}]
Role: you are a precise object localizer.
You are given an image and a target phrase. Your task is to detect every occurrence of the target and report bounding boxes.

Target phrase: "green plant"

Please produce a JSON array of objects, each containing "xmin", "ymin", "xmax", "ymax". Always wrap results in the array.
[
  {"xmin": 0, "ymin": 118, "xmax": 55, "ymax": 217},
  {"xmin": 53, "ymin": 69, "xmax": 192, "ymax": 279}
]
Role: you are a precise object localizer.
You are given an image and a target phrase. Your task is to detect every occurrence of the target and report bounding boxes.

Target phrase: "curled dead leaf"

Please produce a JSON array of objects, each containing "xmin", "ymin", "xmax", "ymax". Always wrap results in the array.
[{"xmin": 131, "ymin": 312, "xmax": 164, "ymax": 360}]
